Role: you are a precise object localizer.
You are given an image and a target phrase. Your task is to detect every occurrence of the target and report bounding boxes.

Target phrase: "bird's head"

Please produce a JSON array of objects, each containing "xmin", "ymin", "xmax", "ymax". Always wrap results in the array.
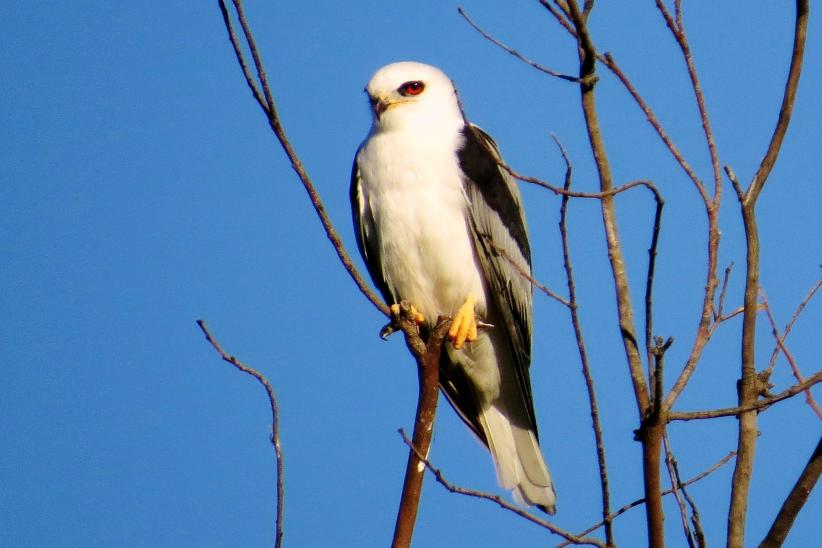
[{"xmin": 365, "ymin": 62, "xmax": 462, "ymax": 132}]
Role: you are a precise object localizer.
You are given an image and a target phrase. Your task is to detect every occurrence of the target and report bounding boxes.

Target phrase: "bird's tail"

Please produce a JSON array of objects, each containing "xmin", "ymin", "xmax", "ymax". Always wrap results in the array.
[{"xmin": 479, "ymin": 404, "xmax": 556, "ymax": 514}]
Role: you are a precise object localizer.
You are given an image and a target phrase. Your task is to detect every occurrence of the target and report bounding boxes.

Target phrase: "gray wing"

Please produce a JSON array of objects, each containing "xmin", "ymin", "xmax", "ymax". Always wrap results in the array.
[
  {"xmin": 457, "ymin": 124, "xmax": 537, "ymax": 429},
  {"xmin": 350, "ymin": 150, "xmax": 395, "ymax": 306}
]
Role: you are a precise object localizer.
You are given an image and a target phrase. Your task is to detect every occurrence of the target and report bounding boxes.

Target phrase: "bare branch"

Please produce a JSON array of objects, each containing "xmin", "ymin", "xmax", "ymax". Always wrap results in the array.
[
  {"xmin": 727, "ymin": 3, "xmax": 810, "ymax": 543},
  {"xmin": 491, "ymin": 241, "xmax": 570, "ymax": 307},
  {"xmin": 218, "ymin": 0, "xmax": 388, "ymax": 317},
  {"xmin": 538, "ymin": 0, "xmax": 577, "ymax": 37},
  {"xmin": 662, "ymin": 434, "xmax": 698, "ymax": 548},
  {"xmin": 759, "ymin": 435, "xmax": 822, "ymax": 547},
  {"xmin": 556, "ymin": 139, "xmax": 613, "ymax": 546},
  {"xmin": 669, "ymin": 372, "xmax": 822, "ymax": 421},
  {"xmin": 760, "ymin": 291, "xmax": 822, "ymax": 419},
  {"xmin": 391, "ymin": 316, "xmax": 450, "ymax": 548},
  {"xmin": 600, "ymin": 53, "xmax": 709, "ymax": 204},
  {"xmin": 654, "ymin": 0, "xmax": 722, "ymax": 199},
  {"xmin": 765, "ymin": 276, "xmax": 822, "ymax": 375},
  {"xmin": 398, "ymin": 430, "xmax": 606, "ymax": 547},
  {"xmin": 458, "ymin": 7, "xmax": 580, "ymax": 82},
  {"xmin": 196, "ymin": 319, "xmax": 284, "ymax": 548},
  {"xmin": 561, "ymin": 451, "xmax": 736, "ymax": 546},
  {"xmin": 746, "ymin": 0, "xmax": 809, "ymax": 205}
]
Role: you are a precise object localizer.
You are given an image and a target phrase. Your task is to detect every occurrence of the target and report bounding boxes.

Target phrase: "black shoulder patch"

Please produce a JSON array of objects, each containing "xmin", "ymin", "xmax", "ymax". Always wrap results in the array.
[{"xmin": 457, "ymin": 126, "xmax": 531, "ymax": 264}]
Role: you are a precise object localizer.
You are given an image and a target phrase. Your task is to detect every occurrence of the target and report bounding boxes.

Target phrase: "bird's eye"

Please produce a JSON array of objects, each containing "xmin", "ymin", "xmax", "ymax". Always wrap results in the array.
[{"xmin": 398, "ymin": 81, "xmax": 425, "ymax": 96}]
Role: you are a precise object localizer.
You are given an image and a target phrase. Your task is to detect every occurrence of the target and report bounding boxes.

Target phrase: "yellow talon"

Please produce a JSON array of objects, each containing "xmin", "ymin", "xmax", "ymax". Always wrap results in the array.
[
  {"xmin": 449, "ymin": 296, "xmax": 478, "ymax": 349},
  {"xmin": 390, "ymin": 303, "xmax": 425, "ymax": 325}
]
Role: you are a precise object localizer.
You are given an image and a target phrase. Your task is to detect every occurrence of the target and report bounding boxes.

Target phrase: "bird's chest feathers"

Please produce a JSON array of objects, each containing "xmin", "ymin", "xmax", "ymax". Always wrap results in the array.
[{"xmin": 360, "ymin": 132, "xmax": 486, "ymax": 317}]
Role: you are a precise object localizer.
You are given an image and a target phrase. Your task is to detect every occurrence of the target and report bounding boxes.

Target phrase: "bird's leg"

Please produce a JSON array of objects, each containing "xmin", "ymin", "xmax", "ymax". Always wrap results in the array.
[
  {"xmin": 449, "ymin": 295, "xmax": 478, "ymax": 350},
  {"xmin": 380, "ymin": 301, "xmax": 425, "ymax": 340}
]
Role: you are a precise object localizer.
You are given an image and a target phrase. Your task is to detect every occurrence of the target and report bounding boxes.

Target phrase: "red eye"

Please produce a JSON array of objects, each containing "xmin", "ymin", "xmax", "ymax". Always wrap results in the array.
[{"xmin": 398, "ymin": 81, "xmax": 425, "ymax": 96}]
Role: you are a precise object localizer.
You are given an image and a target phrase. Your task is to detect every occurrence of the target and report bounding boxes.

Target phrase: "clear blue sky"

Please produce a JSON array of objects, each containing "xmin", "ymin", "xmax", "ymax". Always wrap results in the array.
[{"xmin": 2, "ymin": 2, "xmax": 820, "ymax": 546}]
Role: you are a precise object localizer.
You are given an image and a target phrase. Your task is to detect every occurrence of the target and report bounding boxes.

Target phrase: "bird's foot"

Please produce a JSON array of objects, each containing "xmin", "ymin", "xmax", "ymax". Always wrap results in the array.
[
  {"xmin": 380, "ymin": 301, "xmax": 425, "ymax": 340},
  {"xmin": 449, "ymin": 296, "xmax": 479, "ymax": 350}
]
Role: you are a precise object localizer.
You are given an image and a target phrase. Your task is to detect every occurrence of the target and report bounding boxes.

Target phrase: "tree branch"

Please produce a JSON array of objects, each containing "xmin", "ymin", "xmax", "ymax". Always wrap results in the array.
[
  {"xmin": 759, "ymin": 435, "xmax": 822, "ymax": 548},
  {"xmin": 196, "ymin": 319, "xmax": 284, "ymax": 548},
  {"xmin": 218, "ymin": 0, "xmax": 388, "ymax": 317},
  {"xmin": 556, "ymin": 139, "xmax": 613, "ymax": 546},
  {"xmin": 398, "ymin": 430, "xmax": 606, "ymax": 547},
  {"xmin": 669, "ymin": 372, "xmax": 822, "ymax": 421},
  {"xmin": 727, "ymin": 3, "xmax": 809, "ymax": 545},
  {"xmin": 391, "ymin": 316, "xmax": 450, "ymax": 548},
  {"xmin": 560, "ymin": 451, "xmax": 736, "ymax": 547}
]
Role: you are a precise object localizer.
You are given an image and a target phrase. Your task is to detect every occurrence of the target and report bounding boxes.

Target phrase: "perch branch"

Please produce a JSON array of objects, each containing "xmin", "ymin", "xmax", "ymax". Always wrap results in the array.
[{"xmin": 391, "ymin": 317, "xmax": 450, "ymax": 548}]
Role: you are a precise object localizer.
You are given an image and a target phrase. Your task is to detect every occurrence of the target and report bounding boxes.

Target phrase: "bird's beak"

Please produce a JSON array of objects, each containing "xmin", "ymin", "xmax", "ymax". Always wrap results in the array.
[{"xmin": 369, "ymin": 95, "xmax": 393, "ymax": 120}]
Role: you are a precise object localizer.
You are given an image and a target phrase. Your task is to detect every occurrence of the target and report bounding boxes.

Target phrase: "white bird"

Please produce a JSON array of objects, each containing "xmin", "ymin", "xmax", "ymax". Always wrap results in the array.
[{"xmin": 350, "ymin": 61, "xmax": 556, "ymax": 513}]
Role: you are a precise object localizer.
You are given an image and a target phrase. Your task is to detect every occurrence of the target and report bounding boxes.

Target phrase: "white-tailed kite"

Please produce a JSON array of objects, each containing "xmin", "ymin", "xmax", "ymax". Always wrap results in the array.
[{"xmin": 351, "ymin": 61, "xmax": 556, "ymax": 513}]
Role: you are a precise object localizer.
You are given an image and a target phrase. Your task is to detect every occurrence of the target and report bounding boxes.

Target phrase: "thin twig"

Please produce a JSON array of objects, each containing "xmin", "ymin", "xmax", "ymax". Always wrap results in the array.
[
  {"xmin": 538, "ymin": 0, "xmax": 577, "ymax": 37},
  {"xmin": 196, "ymin": 319, "xmax": 284, "ymax": 548},
  {"xmin": 760, "ymin": 291, "xmax": 822, "ymax": 419},
  {"xmin": 556, "ymin": 136, "xmax": 613, "ymax": 546},
  {"xmin": 714, "ymin": 263, "xmax": 734, "ymax": 323},
  {"xmin": 398, "ymin": 430, "xmax": 607, "ymax": 547},
  {"xmin": 662, "ymin": 434, "xmax": 697, "ymax": 548},
  {"xmin": 458, "ymin": 7, "xmax": 580, "ymax": 82},
  {"xmin": 669, "ymin": 372, "xmax": 822, "ymax": 421},
  {"xmin": 560, "ymin": 451, "xmax": 736, "ymax": 546},
  {"xmin": 492, "ymin": 242, "xmax": 570, "ymax": 307},
  {"xmin": 765, "ymin": 276, "xmax": 822, "ymax": 375},
  {"xmin": 218, "ymin": 0, "xmax": 388, "ymax": 317}
]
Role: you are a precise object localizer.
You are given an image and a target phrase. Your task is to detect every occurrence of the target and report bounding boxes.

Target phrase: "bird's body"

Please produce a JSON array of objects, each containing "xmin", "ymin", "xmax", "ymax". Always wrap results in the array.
[{"xmin": 351, "ymin": 62, "xmax": 556, "ymax": 513}]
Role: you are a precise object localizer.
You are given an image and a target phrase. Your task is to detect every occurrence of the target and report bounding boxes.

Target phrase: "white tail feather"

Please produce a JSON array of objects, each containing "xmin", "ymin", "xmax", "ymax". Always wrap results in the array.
[{"xmin": 479, "ymin": 405, "xmax": 556, "ymax": 514}]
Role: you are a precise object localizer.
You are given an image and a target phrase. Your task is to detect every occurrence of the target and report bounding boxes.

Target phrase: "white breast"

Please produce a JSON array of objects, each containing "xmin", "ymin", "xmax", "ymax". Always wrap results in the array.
[{"xmin": 358, "ymin": 129, "xmax": 486, "ymax": 323}]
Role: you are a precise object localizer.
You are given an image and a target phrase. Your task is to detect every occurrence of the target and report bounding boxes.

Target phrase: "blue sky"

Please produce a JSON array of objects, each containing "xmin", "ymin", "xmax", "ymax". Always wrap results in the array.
[{"xmin": 2, "ymin": 1, "xmax": 820, "ymax": 546}]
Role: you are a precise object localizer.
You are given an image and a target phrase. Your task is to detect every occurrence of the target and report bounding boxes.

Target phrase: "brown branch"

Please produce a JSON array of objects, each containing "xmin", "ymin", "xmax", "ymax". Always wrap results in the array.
[
  {"xmin": 492, "ymin": 242, "xmax": 570, "ymax": 307},
  {"xmin": 662, "ymin": 434, "xmax": 699, "ymax": 548},
  {"xmin": 560, "ymin": 451, "xmax": 737, "ymax": 547},
  {"xmin": 760, "ymin": 292, "xmax": 822, "ymax": 419},
  {"xmin": 218, "ymin": 0, "xmax": 388, "ymax": 317},
  {"xmin": 458, "ymin": 7, "xmax": 580, "ymax": 82},
  {"xmin": 599, "ymin": 53, "xmax": 709, "ymax": 204},
  {"xmin": 398, "ymin": 430, "xmax": 607, "ymax": 548},
  {"xmin": 669, "ymin": 371, "xmax": 822, "ymax": 421},
  {"xmin": 714, "ymin": 263, "xmax": 734, "ymax": 323},
  {"xmin": 746, "ymin": 0, "xmax": 809, "ymax": 205},
  {"xmin": 556, "ymin": 138, "xmax": 613, "ymax": 546},
  {"xmin": 565, "ymin": 1, "xmax": 657, "ymax": 544},
  {"xmin": 727, "ymin": 3, "xmax": 809, "ymax": 545},
  {"xmin": 538, "ymin": 0, "xmax": 577, "ymax": 37},
  {"xmin": 654, "ymin": 0, "xmax": 722, "ymax": 199},
  {"xmin": 765, "ymin": 276, "xmax": 822, "ymax": 375},
  {"xmin": 196, "ymin": 319, "xmax": 284, "ymax": 548},
  {"xmin": 759, "ymin": 435, "xmax": 822, "ymax": 547},
  {"xmin": 391, "ymin": 316, "xmax": 450, "ymax": 548}
]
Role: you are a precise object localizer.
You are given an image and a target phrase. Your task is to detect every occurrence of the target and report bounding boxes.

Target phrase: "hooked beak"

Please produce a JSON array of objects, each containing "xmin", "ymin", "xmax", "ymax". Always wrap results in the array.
[
  {"xmin": 369, "ymin": 95, "xmax": 389, "ymax": 119},
  {"xmin": 369, "ymin": 94, "xmax": 402, "ymax": 120}
]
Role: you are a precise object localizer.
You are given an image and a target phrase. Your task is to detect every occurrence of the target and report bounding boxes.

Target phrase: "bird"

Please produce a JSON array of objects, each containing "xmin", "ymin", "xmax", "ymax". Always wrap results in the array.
[{"xmin": 350, "ymin": 61, "xmax": 556, "ymax": 514}]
